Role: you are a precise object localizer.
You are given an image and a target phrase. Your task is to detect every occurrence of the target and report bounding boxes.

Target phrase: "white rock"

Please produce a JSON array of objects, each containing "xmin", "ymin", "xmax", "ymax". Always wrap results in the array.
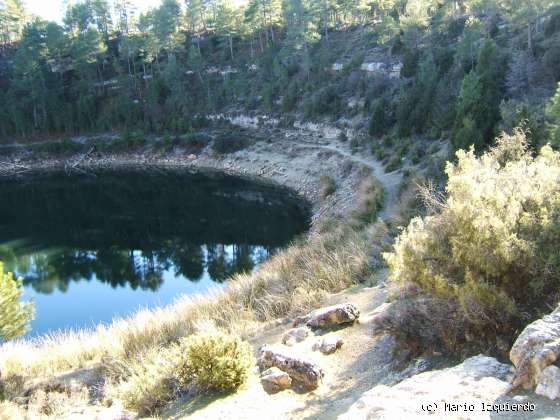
[
  {"xmin": 260, "ymin": 367, "xmax": 292, "ymax": 394},
  {"xmin": 258, "ymin": 345, "xmax": 324, "ymax": 390},
  {"xmin": 294, "ymin": 303, "xmax": 360, "ymax": 329},
  {"xmin": 281, "ymin": 327, "xmax": 311, "ymax": 346},
  {"xmin": 339, "ymin": 355, "xmax": 514, "ymax": 420},
  {"xmin": 510, "ymin": 305, "xmax": 560, "ymax": 389},
  {"xmin": 536, "ymin": 365, "xmax": 560, "ymax": 400},
  {"xmin": 312, "ymin": 336, "xmax": 344, "ymax": 355}
]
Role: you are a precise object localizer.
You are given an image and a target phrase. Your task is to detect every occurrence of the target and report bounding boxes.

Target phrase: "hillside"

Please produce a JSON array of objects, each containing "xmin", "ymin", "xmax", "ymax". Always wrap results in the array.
[{"xmin": 3, "ymin": 0, "xmax": 560, "ymax": 419}]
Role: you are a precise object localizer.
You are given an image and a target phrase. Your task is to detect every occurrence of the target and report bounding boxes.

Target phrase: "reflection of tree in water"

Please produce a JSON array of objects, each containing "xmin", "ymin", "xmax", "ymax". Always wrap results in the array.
[
  {"xmin": 9, "ymin": 242, "xmax": 273, "ymax": 294},
  {"xmin": 0, "ymin": 169, "xmax": 308, "ymax": 294}
]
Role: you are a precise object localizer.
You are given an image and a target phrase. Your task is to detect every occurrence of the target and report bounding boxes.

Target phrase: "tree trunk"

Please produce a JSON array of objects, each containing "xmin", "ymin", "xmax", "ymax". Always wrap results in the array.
[
  {"xmin": 527, "ymin": 23, "xmax": 533, "ymax": 53},
  {"xmin": 229, "ymin": 35, "xmax": 234, "ymax": 61}
]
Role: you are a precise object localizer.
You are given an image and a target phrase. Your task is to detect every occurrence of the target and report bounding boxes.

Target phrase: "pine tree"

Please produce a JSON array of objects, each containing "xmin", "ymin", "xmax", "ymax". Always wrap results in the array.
[
  {"xmin": 546, "ymin": 83, "xmax": 560, "ymax": 146},
  {"xmin": 0, "ymin": 262, "xmax": 34, "ymax": 342}
]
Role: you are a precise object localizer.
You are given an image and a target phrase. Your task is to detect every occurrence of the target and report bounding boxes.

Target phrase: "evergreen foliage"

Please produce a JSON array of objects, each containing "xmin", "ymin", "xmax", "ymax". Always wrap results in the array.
[
  {"xmin": 0, "ymin": 0, "xmax": 558, "ymax": 144},
  {"xmin": 176, "ymin": 331, "xmax": 253, "ymax": 392},
  {"xmin": 384, "ymin": 129, "xmax": 560, "ymax": 355},
  {"xmin": 0, "ymin": 262, "xmax": 34, "ymax": 342}
]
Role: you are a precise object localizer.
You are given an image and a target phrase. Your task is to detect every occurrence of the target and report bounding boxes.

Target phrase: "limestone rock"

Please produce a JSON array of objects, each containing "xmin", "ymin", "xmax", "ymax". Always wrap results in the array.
[
  {"xmin": 339, "ymin": 355, "xmax": 514, "ymax": 420},
  {"xmin": 260, "ymin": 367, "xmax": 292, "ymax": 394},
  {"xmin": 312, "ymin": 336, "xmax": 344, "ymax": 355},
  {"xmin": 294, "ymin": 303, "xmax": 359, "ymax": 329},
  {"xmin": 258, "ymin": 345, "xmax": 324, "ymax": 390},
  {"xmin": 536, "ymin": 365, "xmax": 560, "ymax": 400},
  {"xmin": 281, "ymin": 327, "xmax": 311, "ymax": 346},
  {"xmin": 509, "ymin": 306, "xmax": 560, "ymax": 390}
]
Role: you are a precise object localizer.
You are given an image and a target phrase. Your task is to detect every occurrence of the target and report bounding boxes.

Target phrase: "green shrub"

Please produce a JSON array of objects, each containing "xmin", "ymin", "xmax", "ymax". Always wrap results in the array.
[
  {"xmin": 337, "ymin": 131, "xmax": 348, "ymax": 142},
  {"xmin": 385, "ymin": 155, "xmax": 401, "ymax": 172},
  {"xmin": 176, "ymin": 332, "xmax": 253, "ymax": 393},
  {"xmin": 371, "ymin": 143, "xmax": 386, "ymax": 160},
  {"xmin": 0, "ymin": 262, "xmax": 34, "ymax": 342},
  {"xmin": 409, "ymin": 142, "xmax": 426, "ymax": 165},
  {"xmin": 212, "ymin": 133, "xmax": 251, "ymax": 154},
  {"xmin": 383, "ymin": 129, "xmax": 560, "ymax": 356},
  {"xmin": 352, "ymin": 177, "xmax": 384, "ymax": 224},
  {"xmin": 546, "ymin": 83, "xmax": 560, "ymax": 147},
  {"xmin": 369, "ymin": 98, "xmax": 390, "ymax": 137},
  {"xmin": 319, "ymin": 175, "xmax": 337, "ymax": 198}
]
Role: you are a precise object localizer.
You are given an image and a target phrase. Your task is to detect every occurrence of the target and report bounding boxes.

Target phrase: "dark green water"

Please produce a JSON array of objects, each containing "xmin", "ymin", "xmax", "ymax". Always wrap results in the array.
[{"xmin": 0, "ymin": 168, "xmax": 310, "ymax": 336}]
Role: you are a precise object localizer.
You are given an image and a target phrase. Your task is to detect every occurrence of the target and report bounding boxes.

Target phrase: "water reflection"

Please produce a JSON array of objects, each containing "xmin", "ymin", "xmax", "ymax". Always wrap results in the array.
[
  {"xmin": 0, "ymin": 168, "xmax": 309, "ymax": 334},
  {"xmin": 1, "ymin": 244, "xmax": 269, "ymax": 293}
]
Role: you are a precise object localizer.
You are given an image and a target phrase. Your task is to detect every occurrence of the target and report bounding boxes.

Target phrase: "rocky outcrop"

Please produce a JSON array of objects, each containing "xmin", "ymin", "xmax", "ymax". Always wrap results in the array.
[
  {"xmin": 535, "ymin": 365, "xmax": 560, "ymax": 400},
  {"xmin": 339, "ymin": 355, "xmax": 515, "ymax": 419},
  {"xmin": 260, "ymin": 367, "xmax": 292, "ymax": 394},
  {"xmin": 509, "ymin": 306, "xmax": 560, "ymax": 390},
  {"xmin": 294, "ymin": 303, "xmax": 360, "ymax": 329},
  {"xmin": 258, "ymin": 345, "xmax": 324, "ymax": 390},
  {"xmin": 312, "ymin": 336, "xmax": 344, "ymax": 355},
  {"xmin": 281, "ymin": 327, "xmax": 311, "ymax": 346}
]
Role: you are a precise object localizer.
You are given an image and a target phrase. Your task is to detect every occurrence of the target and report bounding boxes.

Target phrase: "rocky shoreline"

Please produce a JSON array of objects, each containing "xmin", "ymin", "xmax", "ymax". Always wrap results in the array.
[{"xmin": 0, "ymin": 122, "xmax": 389, "ymax": 225}]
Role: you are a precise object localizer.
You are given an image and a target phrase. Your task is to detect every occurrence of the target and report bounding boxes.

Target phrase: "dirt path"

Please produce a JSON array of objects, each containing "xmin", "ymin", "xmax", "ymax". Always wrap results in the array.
[
  {"xmin": 163, "ymin": 281, "xmax": 402, "ymax": 420},
  {"xmin": 308, "ymin": 142, "xmax": 402, "ymax": 221}
]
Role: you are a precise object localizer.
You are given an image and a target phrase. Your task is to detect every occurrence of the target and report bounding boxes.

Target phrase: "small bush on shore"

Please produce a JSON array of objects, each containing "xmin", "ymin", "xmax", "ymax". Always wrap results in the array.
[
  {"xmin": 382, "ymin": 129, "xmax": 560, "ymax": 356},
  {"xmin": 106, "ymin": 330, "xmax": 252, "ymax": 415},
  {"xmin": 177, "ymin": 332, "xmax": 253, "ymax": 393}
]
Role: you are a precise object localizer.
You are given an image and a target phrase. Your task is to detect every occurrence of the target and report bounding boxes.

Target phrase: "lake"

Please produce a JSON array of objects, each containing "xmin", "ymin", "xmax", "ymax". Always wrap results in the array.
[{"xmin": 0, "ymin": 167, "xmax": 310, "ymax": 336}]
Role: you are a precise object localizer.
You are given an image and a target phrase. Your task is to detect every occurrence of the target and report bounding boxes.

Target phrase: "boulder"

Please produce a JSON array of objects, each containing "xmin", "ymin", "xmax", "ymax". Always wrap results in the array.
[
  {"xmin": 339, "ymin": 355, "xmax": 514, "ymax": 419},
  {"xmin": 260, "ymin": 367, "xmax": 292, "ymax": 394},
  {"xmin": 312, "ymin": 336, "xmax": 344, "ymax": 355},
  {"xmin": 258, "ymin": 345, "xmax": 324, "ymax": 390},
  {"xmin": 281, "ymin": 326, "xmax": 311, "ymax": 346},
  {"xmin": 509, "ymin": 306, "xmax": 560, "ymax": 390},
  {"xmin": 535, "ymin": 365, "xmax": 560, "ymax": 400},
  {"xmin": 294, "ymin": 303, "xmax": 359, "ymax": 329}
]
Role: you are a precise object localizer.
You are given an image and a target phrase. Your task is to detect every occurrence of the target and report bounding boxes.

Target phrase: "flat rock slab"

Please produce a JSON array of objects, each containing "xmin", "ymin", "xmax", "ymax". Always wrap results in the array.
[
  {"xmin": 258, "ymin": 345, "xmax": 324, "ymax": 390},
  {"xmin": 294, "ymin": 303, "xmax": 360, "ymax": 329},
  {"xmin": 339, "ymin": 355, "xmax": 515, "ymax": 420}
]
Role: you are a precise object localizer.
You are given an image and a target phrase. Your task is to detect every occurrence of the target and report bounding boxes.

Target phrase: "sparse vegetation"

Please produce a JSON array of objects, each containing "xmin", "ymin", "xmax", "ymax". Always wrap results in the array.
[
  {"xmin": 319, "ymin": 175, "xmax": 337, "ymax": 198},
  {"xmin": 103, "ymin": 330, "xmax": 252, "ymax": 415},
  {"xmin": 212, "ymin": 133, "xmax": 252, "ymax": 155},
  {"xmin": 352, "ymin": 177, "xmax": 385, "ymax": 224},
  {"xmin": 0, "ymin": 262, "xmax": 34, "ymax": 342}
]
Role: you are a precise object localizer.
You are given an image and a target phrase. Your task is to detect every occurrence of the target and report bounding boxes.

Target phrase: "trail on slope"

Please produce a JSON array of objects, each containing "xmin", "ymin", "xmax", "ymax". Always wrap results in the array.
[{"xmin": 297, "ymin": 140, "xmax": 402, "ymax": 221}]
